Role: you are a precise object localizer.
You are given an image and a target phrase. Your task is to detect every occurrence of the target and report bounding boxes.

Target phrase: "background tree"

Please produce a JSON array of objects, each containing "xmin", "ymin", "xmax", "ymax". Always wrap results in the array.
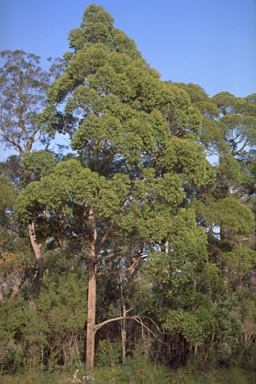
[
  {"xmin": 0, "ymin": 50, "xmax": 64, "ymax": 293},
  {"xmin": 173, "ymin": 83, "xmax": 256, "ymax": 365},
  {"xmin": 0, "ymin": 173, "xmax": 32, "ymax": 300},
  {"xmin": 0, "ymin": 50, "xmax": 52, "ymax": 156}
]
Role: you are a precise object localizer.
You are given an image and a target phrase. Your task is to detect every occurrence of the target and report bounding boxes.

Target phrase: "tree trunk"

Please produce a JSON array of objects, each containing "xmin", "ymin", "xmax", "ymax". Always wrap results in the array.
[
  {"xmin": 86, "ymin": 207, "xmax": 97, "ymax": 373},
  {"xmin": 120, "ymin": 274, "xmax": 127, "ymax": 365},
  {"xmin": 28, "ymin": 222, "xmax": 44, "ymax": 292},
  {"xmin": 86, "ymin": 253, "xmax": 97, "ymax": 373}
]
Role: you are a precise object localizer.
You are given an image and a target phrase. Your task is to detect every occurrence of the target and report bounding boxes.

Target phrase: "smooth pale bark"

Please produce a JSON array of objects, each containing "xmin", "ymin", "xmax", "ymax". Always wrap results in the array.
[
  {"xmin": 120, "ymin": 275, "xmax": 127, "ymax": 364},
  {"xmin": 28, "ymin": 222, "xmax": 44, "ymax": 292},
  {"xmin": 121, "ymin": 306, "xmax": 127, "ymax": 365},
  {"xmin": 86, "ymin": 251, "xmax": 97, "ymax": 373},
  {"xmin": 86, "ymin": 207, "xmax": 97, "ymax": 373}
]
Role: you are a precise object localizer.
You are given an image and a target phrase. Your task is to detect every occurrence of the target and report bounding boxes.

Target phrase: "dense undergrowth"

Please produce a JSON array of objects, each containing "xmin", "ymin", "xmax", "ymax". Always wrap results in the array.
[
  {"xmin": 1, "ymin": 359, "xmax": 256, "ymax": 384},
  {"xmin": 2, "ymin": 369, "xmax": 256, "ymax": 384}
]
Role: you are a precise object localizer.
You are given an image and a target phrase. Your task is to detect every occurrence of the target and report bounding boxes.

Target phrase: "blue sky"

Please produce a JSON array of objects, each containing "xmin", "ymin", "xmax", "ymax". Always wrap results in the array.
[
  {"xmin": 0, "ymin": 0, "xmax": 255, "ymax": 159},
  {"xmin": 1, "ymin": 0, "xmax": 255, "ymax": 97}
]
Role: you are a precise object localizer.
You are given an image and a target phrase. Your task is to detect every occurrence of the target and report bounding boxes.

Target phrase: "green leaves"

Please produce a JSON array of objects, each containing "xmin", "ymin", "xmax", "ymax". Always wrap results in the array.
[
  {"xmin": 163, "ymin": 307, "xmax": 214, "ymax": 346},
  {"xmin": 15, "ymin": 158, "xmax": 131, "ymax": 237},
  {"xmin": 21, "ymin": 150, "xmax": 56, "ymax": 182},
  {"xmin": 158, "ymin": 136, "xmax": 210, "ymax": 186},
  {"xmin": 171, "ymin": 209, "xmax": 208, "ymax": 263},
  {"xmin": 215, "ymin": 197, "xmax": 254, "ymax": 238},
  {"xmin": 0, "ymin": 174, "xmax": 16, "ymax": 209},
  {"xmin": 0, "ymin": 50, "xmax": 52, "ymax": 156},
  {"xmin": 36, "ymin": 271, "xmax": 87, "ymax": 332}
]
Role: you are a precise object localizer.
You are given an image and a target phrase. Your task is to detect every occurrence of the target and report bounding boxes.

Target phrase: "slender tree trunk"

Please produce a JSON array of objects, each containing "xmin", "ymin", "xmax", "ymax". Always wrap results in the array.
[
  {"xmin": 120, "ymin": 274, "xmax": 127, "ymax": 365},
  {"xmin": 86, "ymin": 207, "xmax": 97, "ymax": 373},
  {"xmin": 121, "ymin": 319, "xmax": 127, "ymax": 365},
  {"xmin": 28, "ymin": 222, "xmax": 44, "ymax": 292},
  {"xmin": 86, "ymin": 253, "xmax": 97, "ymax": 373}
]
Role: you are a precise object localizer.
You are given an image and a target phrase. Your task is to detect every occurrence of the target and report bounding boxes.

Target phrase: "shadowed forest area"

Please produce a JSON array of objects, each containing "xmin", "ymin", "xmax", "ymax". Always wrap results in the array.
[{"xmin": 0, "ymin": 4, "xmax": 256, "ymax": 383}]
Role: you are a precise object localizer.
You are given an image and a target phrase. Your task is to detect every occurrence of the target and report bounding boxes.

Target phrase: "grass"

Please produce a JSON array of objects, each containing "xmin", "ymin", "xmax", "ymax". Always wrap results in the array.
[{"xmin": 1, "ymin": 365, "xmax": 256, "ymax": 383}]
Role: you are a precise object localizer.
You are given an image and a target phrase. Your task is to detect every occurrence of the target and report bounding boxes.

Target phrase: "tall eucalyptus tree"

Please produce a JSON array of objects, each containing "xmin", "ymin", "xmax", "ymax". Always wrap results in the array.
[{"xmin": 16, "ymin": 5, "xmax": 212, "ymax": 372}]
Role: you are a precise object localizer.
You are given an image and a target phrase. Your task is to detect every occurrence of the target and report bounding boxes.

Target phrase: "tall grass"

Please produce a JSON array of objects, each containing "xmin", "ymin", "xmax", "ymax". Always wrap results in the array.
[{"xmin": 1, "ymin": 365, "xmax": 256, "ymax": 383}]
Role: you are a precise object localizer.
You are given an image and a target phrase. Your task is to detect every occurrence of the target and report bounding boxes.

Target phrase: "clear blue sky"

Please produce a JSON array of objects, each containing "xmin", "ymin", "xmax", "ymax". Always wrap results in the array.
[
  {"xmin": 0, "ymin": 0, "xmax": 255, "ymax": 159},
  {"xmin": 1, "ymin": 0, "xmax": 255, "ymax": 97}
]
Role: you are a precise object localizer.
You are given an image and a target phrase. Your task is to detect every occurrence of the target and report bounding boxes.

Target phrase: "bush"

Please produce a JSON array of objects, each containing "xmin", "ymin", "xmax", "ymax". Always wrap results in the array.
[{"xmin": 95, "ymin": 339, "xmax": 121, "ymax": 367}]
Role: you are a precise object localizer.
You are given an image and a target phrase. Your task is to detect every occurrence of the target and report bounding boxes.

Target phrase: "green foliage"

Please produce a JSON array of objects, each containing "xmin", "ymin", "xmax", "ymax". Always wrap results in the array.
[
  {"xmin": 215, "ymin": 197, "xmax": 254, "ymax": 238},
  {"xmin": 0, "ymin": 299, "xmax": 28, "ymax": 374},
  {"xmin": 163, "ymin": 309, "xmax": 210, "ymax": 347},
  {"xmin": 1, "ymin": 366, "xmax": 256, "ymax": 384},
  {"xmin": 214, "ymin": 294, "xmax": 241, "ymax": 356},
  {"xmin": 225, "ymin": 247, "xmax": 256, "ymax": 285},
  {"xmin": 0, "ymin": 269, "xmax": 86, "ymax": 373},
  {"xmin": 0, "ymin": 50, "xmax": 52, "ymax": 156},
  {"xmin": 0, "ymin": 174, "xmax": 16, "ymax": 208},
  {"xmin": 36, "ymin": 270, "xmax": 87, "ymax": 333},
  {"xmin": 94, "ymin": 352, "xmax": 171, "ymax": 384},
  {"xmin": 95, "ymin": 339, "xmax": 121, "ymax": 367},
  {"xmin": 21, "ymin": 151, "xmax": 56, "ymax": 182}
]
